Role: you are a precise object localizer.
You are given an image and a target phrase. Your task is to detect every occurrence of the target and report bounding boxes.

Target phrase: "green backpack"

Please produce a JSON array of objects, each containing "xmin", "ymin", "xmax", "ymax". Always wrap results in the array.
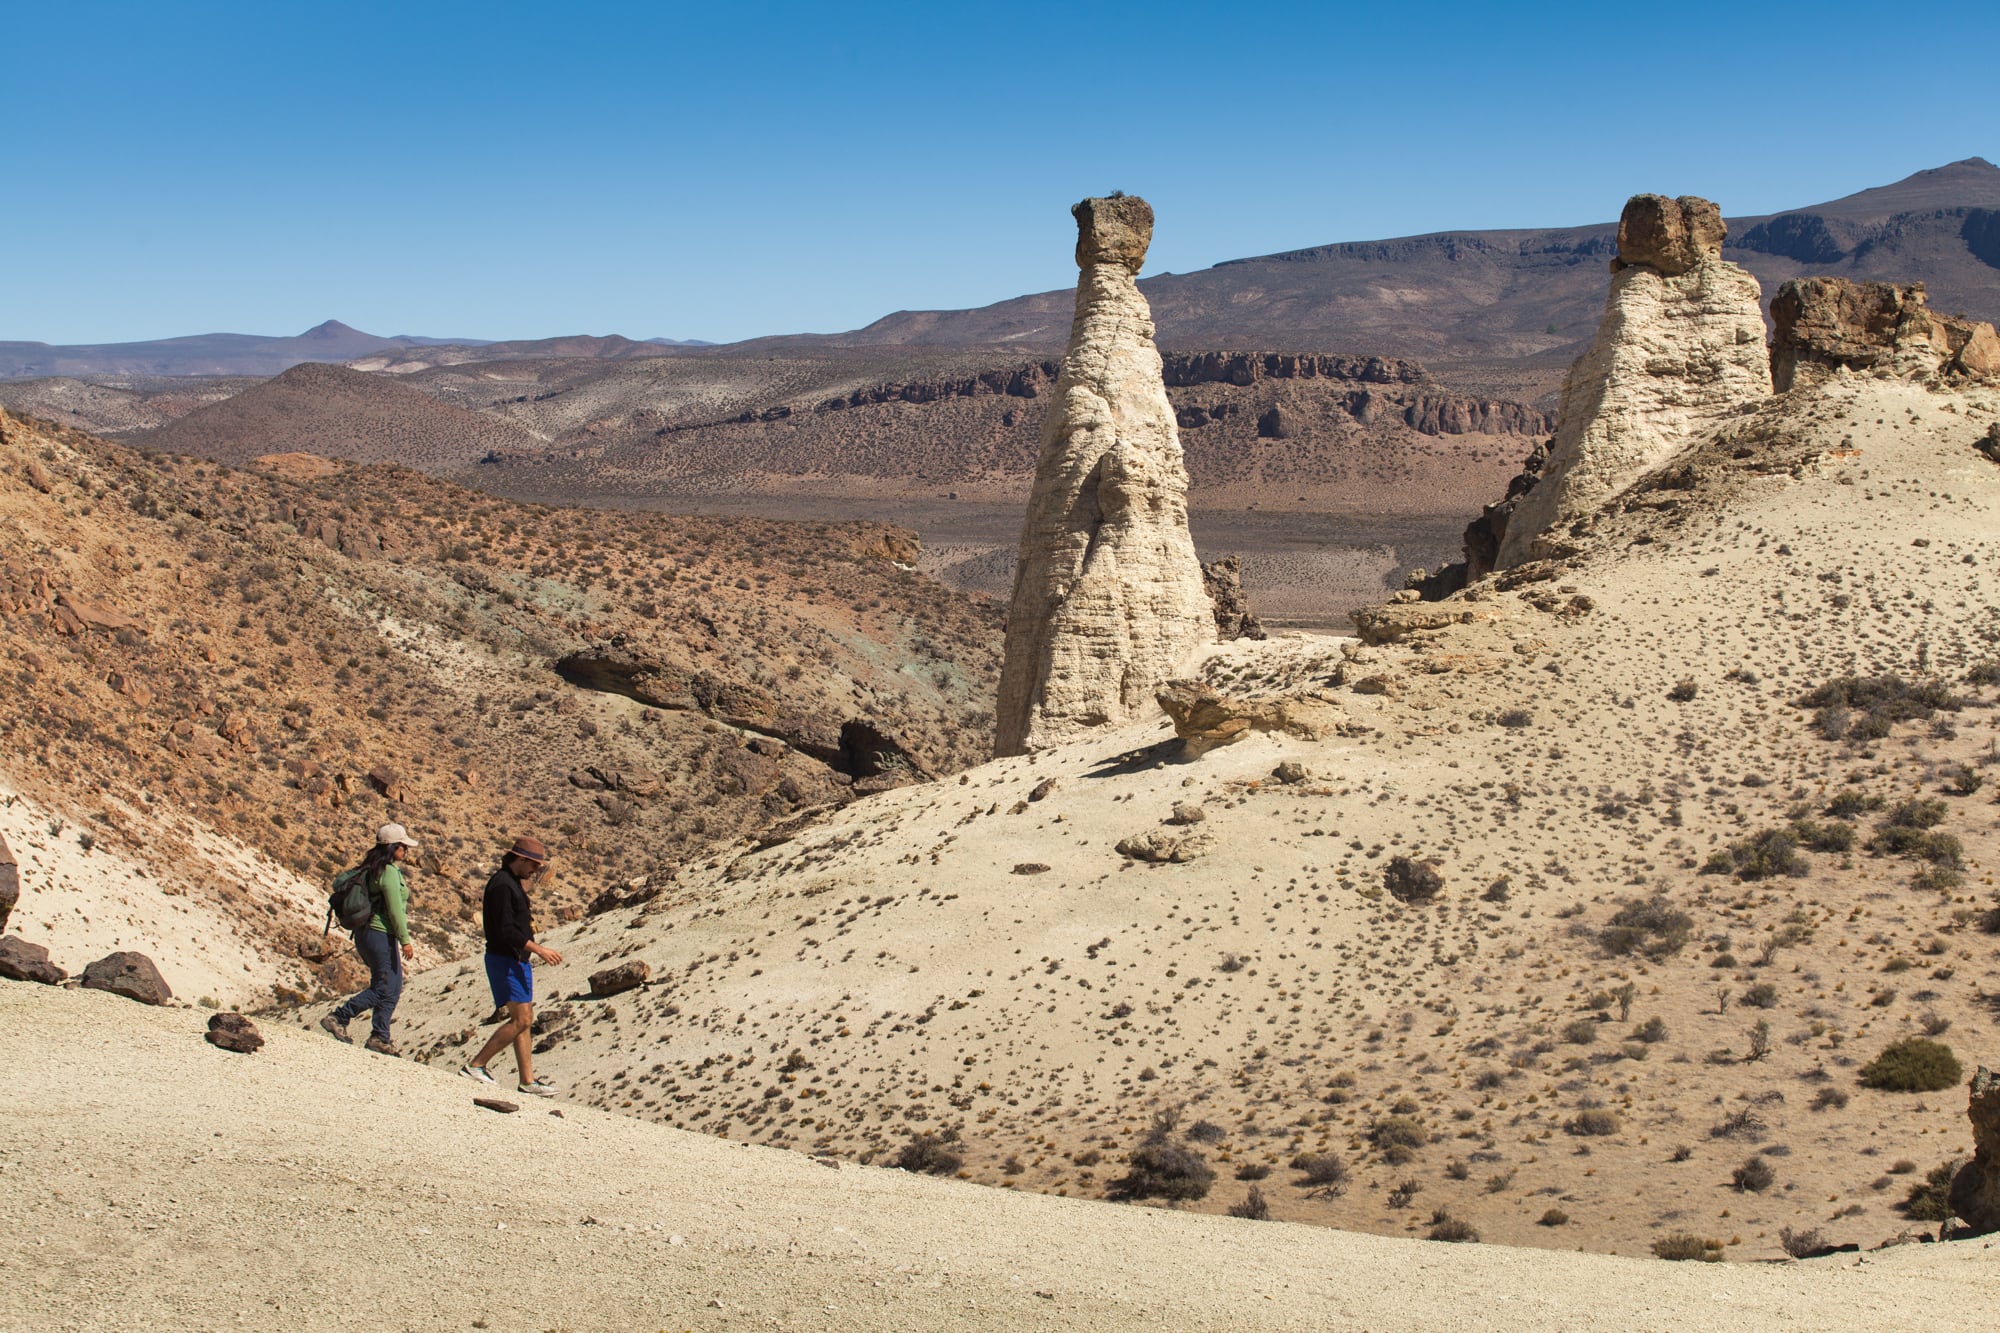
[{"xmin": 325, "ymin": 867, "xmax": 378, "ymax": 935}]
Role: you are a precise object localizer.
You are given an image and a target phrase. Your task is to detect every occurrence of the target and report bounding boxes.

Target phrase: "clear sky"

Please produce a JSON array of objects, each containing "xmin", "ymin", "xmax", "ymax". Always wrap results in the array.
[{"xmin": 5, "ymin": 0, "xmax": 1996, "ymax": 345}]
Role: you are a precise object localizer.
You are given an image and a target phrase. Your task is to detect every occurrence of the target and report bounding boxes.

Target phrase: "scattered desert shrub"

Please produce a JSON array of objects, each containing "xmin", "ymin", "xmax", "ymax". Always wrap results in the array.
[
  {"xmin": 1667, "ymin": 679, "xmax": 1699, "ymax": 702},
  {"xmin": 1710, "ymin": 1107, "xmax": 1767, "ymax": 1139},
  {"xmin": 1292, "ymin": 1152, "xmax": 1349, "ymax": 1194},
  {"xmin": 1633, "ymin": 1016, "xmax": 1670, "ymax": 1044},
  {"xmin": 1599, "ymin": 895, "xmax": 1695, "ymax": 960},
  {"xmin": 1233, "ymin": 1162, "xmax": 1270, "ymax": 1181},
  {"xmin": 1779, "ymin": 1226, "xmax": 1828, "ymax": 1259},
  {"xmin": 1561, "ymin": 1018, "xmax": 1600, "ymax": 1045},
  {"xmin": 1495, "ymin": 708, "xmax": 1534, "ymax": 729},
  {"xmin": 1704, "ymin": 827, "xmax": 1809, "ymax": 880},
  {"xmin": 1800, "ymin": 676, "xmax": 1961, "ymax": 741},
  {"xmin": 1652, "ymin": 1232, "xmax": 1724, "ymax": 1262},
  {"xmin": 1825, "ymin": 789, "xmax": 1883, "ymax": 819},
  {"xmin": 1567, "ymin": 1107, "xmax": 1621, "ymax": 1137},
  {"xmin": 1111, "ymin": 1139, "xmax": 1215, "ymax": 1202},
  {"xmin": 1111, "ymin": 1105, "xmax": 1216, "ymax": 1202},
  {"xmin": 1186, "ymin": 1119, "xmax": 1226, "ymax": 1144},
  {"xmin": 893, "ymin": 1130, "xmax": 964, "ymax": 1176},
  {"xmin": 1859, "ymin": 1038, "xmax": 1962, "ymax": 1092},
  {"xmin": 1741, "ymin": 983, "xmax": 1779, "ymax": 1009},
  {"xmin": 1810, "ymin": 1087, "xmax": 1850, "ymax": 1111},
  {"xmin": 1733, "ymin": 1156, "xmax": 1776, "ymax": 1192},
  {"xmin": 1901, "ymin": 1161, "xmax": 1961, "ymax": 1221},
  {"xmin": 1367, "ymin": 1116, "xmax": 1428, "ymax": 1158},
  {"xmin": 1539, "ymin": 1208, "xmax": 1570, "ymax": 1227},
  {"xmin": 1966, "ymin": 661, "xmax": 2000, "ymax": 687},
  {"xmin": 1384, "ymin": 855, "xmax": 1443, "ymax": 904},
  {"xmin": 1426, "ymin": 1210, "xmax": 1479, "ymax": 1243},
  {"xmin": 1227, "ymin": 1185, "xmax": 1272, "ymax": 1220},
  {"xmin": 1791, "ymin": 817, "xmax": 1856, "ymax": 853},
  {"xmin": 1945, "ymin": 764, "xmax": 1984, "ymax": 796}
]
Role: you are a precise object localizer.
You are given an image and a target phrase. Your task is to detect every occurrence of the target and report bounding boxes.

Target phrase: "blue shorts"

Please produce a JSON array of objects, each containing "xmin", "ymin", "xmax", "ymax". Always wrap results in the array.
[{"xmin": 485, "ymin": 954, "xmax": 534, "ymax": 1007}]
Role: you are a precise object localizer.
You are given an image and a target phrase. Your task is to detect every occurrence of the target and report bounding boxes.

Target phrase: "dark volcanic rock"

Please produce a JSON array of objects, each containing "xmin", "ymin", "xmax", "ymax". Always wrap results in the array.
[
  {"xmin": 1612, "ymin": 194, "xmax": 1726, "ymax": 277},
  {"xmin": 1462, "ymin": 438, "xmax": 1553, "ymax": 581},
  {"xmin": 205, "ymin": 1012, "xmax": 264, "ymax": 1054},
  {"xmin": 1770, "ymin": 277, "xmax": 2000, "ymax": 391},
  {"xmin": 0, "ymin": 935, "xmax": 66, "ymax": 986},
  {"xmin": 588, "ymin": 960, "xmax": 650, "ymax": 998},
  {"xmin": 0, "ymin": 832, "xmax": 16, "ymax": 935},
  {"xmin": 79, "ymin": 951, "xmax": 172, "ymax": 1005}
]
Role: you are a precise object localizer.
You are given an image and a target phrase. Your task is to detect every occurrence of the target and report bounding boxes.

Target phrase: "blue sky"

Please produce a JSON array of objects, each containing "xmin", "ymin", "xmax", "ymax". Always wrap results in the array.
[{"xmin": 5, "ymin": 0, "xmax": 1995, "ymax": 345}]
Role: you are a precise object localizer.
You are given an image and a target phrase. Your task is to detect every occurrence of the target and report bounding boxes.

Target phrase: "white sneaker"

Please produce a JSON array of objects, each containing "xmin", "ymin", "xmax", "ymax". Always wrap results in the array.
[
  {"xmin": 518, "ymin": 1077, "xmax": 557, "ymax": 1097},
  {"xmin": 460, "ymin": 1065, "xmax": 496, "ymax": 1085}
]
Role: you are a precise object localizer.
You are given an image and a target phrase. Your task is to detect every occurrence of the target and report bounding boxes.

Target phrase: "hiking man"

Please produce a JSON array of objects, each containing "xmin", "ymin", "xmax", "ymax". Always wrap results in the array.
[
  {"xmin": 461, "ymin": 836, "xmax": 563, "ymax": 1095},
  {"xmin": 320, "ymin": 822, "xmax": 419, "ymax": 1056}
]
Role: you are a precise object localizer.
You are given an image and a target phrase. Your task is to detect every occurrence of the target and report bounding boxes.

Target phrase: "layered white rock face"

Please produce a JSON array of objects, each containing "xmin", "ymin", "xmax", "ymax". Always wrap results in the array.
[
  {"xmin": 994, "ymin": 196, "xmax": 1213, "ymax": 757},
  {"xmin": 1496, "ymin": 195, "xmax": 1771, "ymax": 569}
]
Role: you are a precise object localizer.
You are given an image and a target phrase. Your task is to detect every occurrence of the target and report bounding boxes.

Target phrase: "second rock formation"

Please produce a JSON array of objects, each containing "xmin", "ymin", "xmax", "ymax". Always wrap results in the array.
[
  {"xmin": 994, "ymin": 197, "xmax": 1213, "ymax": 756},
  {"xmin": 1494, "ymin": 195, "xmax": 1771, "ymax": 569}
]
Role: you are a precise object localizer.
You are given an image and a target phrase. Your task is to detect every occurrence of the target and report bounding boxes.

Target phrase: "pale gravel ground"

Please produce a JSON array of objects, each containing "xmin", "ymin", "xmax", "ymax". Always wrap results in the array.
[{"xmin": 4, "ymin": 983, "xmax": 1996, "ymax": 1333}]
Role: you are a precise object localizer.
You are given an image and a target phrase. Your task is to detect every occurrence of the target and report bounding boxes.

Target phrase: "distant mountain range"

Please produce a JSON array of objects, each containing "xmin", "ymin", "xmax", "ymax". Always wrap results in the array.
[
  {"xmin": 0, "ymin": 320, "xmax": 713, "ymax": 379},
  {"xmin": 4, "ymin": 159, "xmax": 1996, "ymax": 406}
]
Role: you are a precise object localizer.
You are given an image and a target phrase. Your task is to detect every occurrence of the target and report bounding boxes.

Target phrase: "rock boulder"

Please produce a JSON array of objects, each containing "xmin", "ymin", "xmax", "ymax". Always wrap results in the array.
[
  {"xmin": 588, "ymin": 960, "xmax": 650, "ymax": 998},
  {"xmin": 0, "ymin": 935, "xmax": 66, "ymax": 986},
  {"xmin": 994, "ymin": 196, "xmax": 1214, "ymax": 755},
  {"xmin": 0, "ymin": 832, "xmax": 16, "ymax": 935},
  {"xmin": 1155, "ymin": 679, "xmax": 1341, "ymax": 758},
  {"xmin": 79, "ymin": 951, "xmax": 172, "ymax": 1005},
  {"xmin": 1770, "ymin": 277, "xmax": 2000, "ymax": 391},
  {"xmin": 205, "ymin": 1013, "xmax": 264, "ymax": 1054}
]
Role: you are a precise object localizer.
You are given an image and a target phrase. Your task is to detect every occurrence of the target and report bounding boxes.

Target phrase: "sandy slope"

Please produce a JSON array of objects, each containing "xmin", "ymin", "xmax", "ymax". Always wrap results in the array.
[
  {"xmin": 383, "ymin": 376, "xmax": 2000, "ymax": 1258},
  {"xmin": 4, "ymin": 983, "xmax": 1994, "ymax": 1333}
]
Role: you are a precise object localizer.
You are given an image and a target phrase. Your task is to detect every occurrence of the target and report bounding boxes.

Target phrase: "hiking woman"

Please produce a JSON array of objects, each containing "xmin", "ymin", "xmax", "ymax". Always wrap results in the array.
[
  {"xmin": 461, "ymin": 835, "xmax": 564, "ymax": 1096},
  {"xmin": 320, "ymin": 822, "xmax": 419, "ymax": 1056}
]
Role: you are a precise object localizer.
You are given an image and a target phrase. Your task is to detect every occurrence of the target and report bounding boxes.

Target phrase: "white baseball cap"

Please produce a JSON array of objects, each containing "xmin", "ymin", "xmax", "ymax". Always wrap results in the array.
[{"xmin": 376, "ymin": 822, "xmax": 420, "ymax": 850}]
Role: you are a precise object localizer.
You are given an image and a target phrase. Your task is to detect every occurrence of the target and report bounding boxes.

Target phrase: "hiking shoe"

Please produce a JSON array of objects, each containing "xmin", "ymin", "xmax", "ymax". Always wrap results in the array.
[
  {"xmin": 319, "ymin": 1013, "xmax": 351, "ymax": 1044},
  {"xmin": 517, "ymin": 1077, "xmax": 557, "ymax": 1097},
  {"xmin": 460, "ymin": 1064, "xmax": 496, "ymax": 1085},
  {"xmin": 364, "ymin": 1036, "xmax": 401, "ymax": 1057}
]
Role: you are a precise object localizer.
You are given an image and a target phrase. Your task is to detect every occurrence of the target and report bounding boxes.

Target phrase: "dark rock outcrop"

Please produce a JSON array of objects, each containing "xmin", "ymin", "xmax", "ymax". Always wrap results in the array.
[
  {"xmin": 1770, "ymin": 278, "xmax": 2000, "ymax": 391},
  {"xmin": 0, "ymin": 832, "xmax": 16, "ymax": 935},
  {"xmin": 1462, "ymin": 438, "xmax": 1553, "ymax": 581},
  {"xmin": 1949, "ymin": 1065, "xmax": 2000, "ymax": 1234},
  {"xmin": 205, "ymin": 1013, "xmax": 264, "ymax": 1054},
  {"xmin": 1201, "ymin": 556, "xmax": 1267, "ymax": 642},
  {"xmin": 0, "ymin": 935, "xmax": 66, "ymax": 985},
  {"xmin": 588, "ymin": 960, "xmax": 650, "ymax": 998},
  {"xmin": 79, "ymin": 951, "xmax": 172, "ymax": 1005}
]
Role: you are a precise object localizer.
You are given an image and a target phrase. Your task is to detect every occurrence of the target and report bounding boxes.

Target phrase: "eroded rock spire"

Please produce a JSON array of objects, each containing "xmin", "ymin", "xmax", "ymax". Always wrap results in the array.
[
  {"xmin": 1493, "ymin": 194, "xmax": 1770, "ymax": 570},
  {"xmin": 993, "ymin": 196, "xmax": 1213, "ymax": 757}
]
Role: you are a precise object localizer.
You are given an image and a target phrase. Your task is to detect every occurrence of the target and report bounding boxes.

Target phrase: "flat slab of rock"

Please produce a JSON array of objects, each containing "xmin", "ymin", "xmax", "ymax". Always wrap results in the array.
[
  {"xmin": 473, "ymin": 1098, "xmax": 519, "ymax": 1114},
  {"xmin": 1116, "ymin": 830, "xmax": 1214, "ymax": 863},
  {"xmin": 79, "ymin": 951, "xmax": 172, "ymax": 1005},
  {"xmin": 0, "ymin": 935, "xmax": 66, "ymax": 986},
  {"xmin": 588, "ymin": 960, "xmax": 650, "ymax": 998},
  {"xmin": 1155, "ymin": 680, "xmax": 1343, "ymax": 758},
  {"xmin": 205, "ymin": 1013, "xmax": 264, "ymax": 1054}
]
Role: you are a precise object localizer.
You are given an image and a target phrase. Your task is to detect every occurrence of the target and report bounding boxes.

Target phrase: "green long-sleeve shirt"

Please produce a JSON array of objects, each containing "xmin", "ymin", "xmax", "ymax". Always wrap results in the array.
[{"xmin": 367, "ymin": 864, "xmax": 411, "ymax": 944}]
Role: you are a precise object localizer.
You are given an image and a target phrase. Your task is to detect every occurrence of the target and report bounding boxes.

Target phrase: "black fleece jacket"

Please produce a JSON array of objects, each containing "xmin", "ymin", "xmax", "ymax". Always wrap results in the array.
[{"xmin": 481, "ymin": 867, "xmax": 535, "ymax": 961}]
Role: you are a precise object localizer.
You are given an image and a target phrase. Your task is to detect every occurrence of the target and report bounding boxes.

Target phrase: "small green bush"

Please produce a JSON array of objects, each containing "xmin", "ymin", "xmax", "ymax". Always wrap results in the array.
[
  {"xmin": 1799, "ymin": 676, "xmax": 1962, "ymax": 742},
  {"xmin": 1599, "ymin": 895, "xmax": 1695, "ymax": 960},
  {"xmin": 1860, "ymin": 1038, "xmax": 1962, "ymax": 1092},
  {"xmin": 1561, "ymin": 1018, "xmax": 1600, "ymax": 1045},
  {"xmin": 1291, "ymin": 1152, "xmax": 1348, "ymax": 1193},
  {"xmin": 1901, "ymin": 1161, "xmax": 1960, "ymax": 1221},
  {"xmin": 1706, "ymin": 828, "xmax": 1808, "ymax": 880},
  {"xmin": 1633, "ymin": 1016, "xmax": 1670, "ymax": 1043},
  {"xmin": 1825, "ymin": 789, "xmax": 1882, "ymax": 819}
]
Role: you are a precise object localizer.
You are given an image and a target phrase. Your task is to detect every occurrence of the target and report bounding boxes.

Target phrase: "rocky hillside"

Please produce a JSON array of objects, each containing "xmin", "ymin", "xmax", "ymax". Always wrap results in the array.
[
  {"xmin": 389, "ymin": 371, "xmax": 2000, "ymax": 1260},
  {"xmin": 0, "ymin": 408, "xmax": 1000, "ymax": 1004}
]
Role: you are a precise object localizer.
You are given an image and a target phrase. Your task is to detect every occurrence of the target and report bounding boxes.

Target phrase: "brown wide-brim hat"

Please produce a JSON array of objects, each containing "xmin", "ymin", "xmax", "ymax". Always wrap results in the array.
[{"xmin": 508, "ymin": 835, "xmax": 549, "ymax": 865}]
